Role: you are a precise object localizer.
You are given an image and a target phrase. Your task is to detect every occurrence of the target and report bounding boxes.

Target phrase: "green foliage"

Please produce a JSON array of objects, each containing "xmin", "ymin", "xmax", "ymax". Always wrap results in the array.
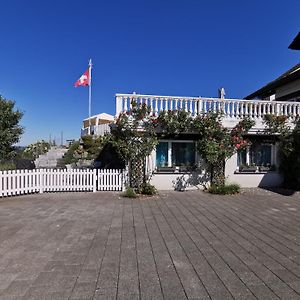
[
  {"xmin": 59, "ymin": 141, "xmax": 80, "ymax": 165},
  {"xmin": 0, "ymin": 161, "xmax": 16, "ymax": 170},
  {"xmin": 195, "ymin": 113, "xmax": 254, "ymax": 165},
  {"xmin": 22, "ymin": 140, "xmax": 51, "ymax": 160},
  {"xmin": 81, "ymin": 135, "xmax": 111, "ymax": 159},
  {"xmin": 264, "ymin": 115, "xmax": 300, "ymax": 189},
  {"xmin": 112, "ymin": 102, "xmax": 158, "ymax": 161},
  {"xmin": 208, "ymin": 183, "xmax": 240, "ymax": 194},
  {"xmin": 122, "ymin": 187, "xmax": 138, "ymax": 198},
  {"xmin": 263, "ymin": 114, "xmax": 289, "ymax": 135},
  {"xmin": 141, "ymin": 183, "xmax": 157, "ymax": 195},
  {"xmin": 0, "ymin": 95, "xmax": 24, "ymax": 160},
  {"xmin": 58, "ymin": 136, "xmax": 113, "ymax": 167},
  {"xmin": 194, "ymin": 112, "xmax": 255, "ymax": 185},
  {"xmin": 156, "ymin": 110, "xmax": 193, "ymax": 136},
  {"xmin": 111, "ymin": 101, "xmax": 158, "ymax": 191}
]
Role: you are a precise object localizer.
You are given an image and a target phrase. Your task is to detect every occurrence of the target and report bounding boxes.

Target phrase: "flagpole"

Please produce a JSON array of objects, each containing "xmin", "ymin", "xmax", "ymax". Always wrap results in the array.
[{"xmin": 88, "ymin": 59, "xmax": 92, "ymax": 135}]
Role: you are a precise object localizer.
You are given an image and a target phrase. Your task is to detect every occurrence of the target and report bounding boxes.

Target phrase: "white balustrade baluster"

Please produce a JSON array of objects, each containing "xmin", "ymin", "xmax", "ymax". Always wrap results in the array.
[
  {"xmin": 256, "ymin": 103, "xmax": 260, "ymax": 119},
  {"xmin": 292, "ymin": 104, "xmax": 296, "ymax": 118},
  {"xmin": 245, "ymin": 102, "xmax": 249, "ymax": 116},
  {"xmin": 124, "ymin": 97, "xmax": 128, "ymax": 112},
  {"xmin": 262, "ymin": 102, "xmax": 266, "ymax": 116},
  {"xmin": 217, "ymin": 100, "xmax": 221, "ymax": 114},
  {"xmin": 192, "ymin": 99, "xmax": 196, "ymax": 116},
  {"xmin": 198, "ymin": 98, "xmax": 202, "ymax": 115},
  {"xmin": 163, "ymin": 98, "xmax": 167, "ymax": 111},
  {"xmin": 175, "ymin": 98, "xmax": 178, "ymax": 110},
  {"xmin": 232, "ymin": 101, "xmax": 236, "ymax": 118},
  {"xmin": 270, "ymin": 103, "xmax": 274, "ymax": 115},
  {"xmin": 213, "ymin": 101, "xmax": 216, "ymax": 113},
  {"xmin": 149, "ymin": 98, "xmax": 153, "ymax": 114},
  {"xmin": 186, "ymin": 99, "xmax": 190, "ymax": 114},
  {"xmin": 159, "ymin": 97, "xmax": 163, "ymax": 113},
  {"xmin": 115, "ymin": 96, "xmax": 123, "ymax": 115},
  {"xmin": 184, "ymin": 99, "xmax": 188, "ymax": 112},
  {"xmin": 154, "ymin": 98, "xmax": 158, "ymax": 115},
  {"xmin": 255, "ymin": 102, "xmax": 259, "ymax": 118}
]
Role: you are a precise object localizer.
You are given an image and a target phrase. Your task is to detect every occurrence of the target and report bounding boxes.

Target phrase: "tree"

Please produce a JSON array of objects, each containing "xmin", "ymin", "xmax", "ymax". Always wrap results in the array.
[
  {"xmin": 111, "ymin": 102, "xmax": 158, "ymax": 192},
  {"xmin": 194, "ymin": 112, "xmax": 255, "ymax": 186},
  {"xmin": 22, "ymin": 140, "xmax": 51, "ymax": 160},
  {"xmin": 264, "ymin": 114, "xmax": 300, "ymax": 189},
  {"xmin": 0, "ymin": 95, "xmax": 24, "ymax": 160}
]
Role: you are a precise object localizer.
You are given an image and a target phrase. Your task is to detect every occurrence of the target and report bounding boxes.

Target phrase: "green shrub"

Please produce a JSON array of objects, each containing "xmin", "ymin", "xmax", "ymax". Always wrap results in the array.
[
  {"xmin": 122, "ymin": 187, "xmax": 138, "ymax": 198},
  {"xmin": 208, "ymin": 183, "xmax": 240, "ymax": 195},
  {"xmin": 60, "ymin": 141, "xmax": 80, "ymax": 166},
  {"xmin": 141, "ymin": 183, "xmax": 157, "ymax": 195},
  {"xmin": 0, "ymin": 161, "xmax": 16, "ymax": 170}
]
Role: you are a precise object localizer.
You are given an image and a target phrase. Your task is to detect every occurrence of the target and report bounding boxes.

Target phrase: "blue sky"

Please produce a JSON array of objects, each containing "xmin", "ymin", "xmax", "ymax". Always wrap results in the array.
[{"xmin": 0, "ymin": 0, "xmax": 299, "ymax": 146}]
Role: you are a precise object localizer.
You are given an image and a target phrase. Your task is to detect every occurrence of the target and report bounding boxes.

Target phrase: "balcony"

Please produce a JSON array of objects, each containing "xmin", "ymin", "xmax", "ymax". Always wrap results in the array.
[
  {"xmin": 81, "ymin": 123, "xmax": 111, "ymax": 137},
  {"xmin": 116, "ymin": 93, "xmax": 300, "ymax": 131}
]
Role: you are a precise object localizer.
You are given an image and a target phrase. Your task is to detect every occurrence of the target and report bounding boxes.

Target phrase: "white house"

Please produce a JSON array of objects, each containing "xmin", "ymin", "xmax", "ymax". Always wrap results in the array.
[
  {"xmin": 81, "ymin": 113, "xmax": 114, "ymax": 137},
  {"xmin": 114, "ymin": 63, "xmax": 300, "ymax": 190}
]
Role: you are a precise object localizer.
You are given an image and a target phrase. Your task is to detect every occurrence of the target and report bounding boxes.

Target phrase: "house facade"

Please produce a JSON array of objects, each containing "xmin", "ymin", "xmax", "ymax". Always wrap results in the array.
[
  {"xmin": 115, "ymin": 70, "xmax": 300, "ymax": 189},
  {"xmin": 81, "ymin": 113, "xmax": 114, "ymax": 137}
]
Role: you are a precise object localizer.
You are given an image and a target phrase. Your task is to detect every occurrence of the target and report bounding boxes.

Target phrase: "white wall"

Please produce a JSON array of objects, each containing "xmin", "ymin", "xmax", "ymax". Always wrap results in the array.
[
  {"xmin": 150, "ymin": 172, "xmax": 208, "ymax": 191},
  {"xmin": 150, "ymin": 152, "xmax": 283, "ymax": 190},
  {"xmin": 225, "ymin": 153, "xmax": 283, "ymax": 188}
]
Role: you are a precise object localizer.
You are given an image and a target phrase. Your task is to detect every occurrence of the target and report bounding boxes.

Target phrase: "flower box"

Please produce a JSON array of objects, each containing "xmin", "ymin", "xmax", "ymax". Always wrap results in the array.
[{"xmin": 239, "ymin": 166, "xmax": 258, "ymax": 173}]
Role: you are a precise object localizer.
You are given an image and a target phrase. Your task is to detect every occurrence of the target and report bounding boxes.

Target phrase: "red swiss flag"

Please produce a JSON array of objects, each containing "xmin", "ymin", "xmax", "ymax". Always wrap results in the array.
[{"xmin": 74, "ymin": 69, "xmax": 90, "ymax": 87}]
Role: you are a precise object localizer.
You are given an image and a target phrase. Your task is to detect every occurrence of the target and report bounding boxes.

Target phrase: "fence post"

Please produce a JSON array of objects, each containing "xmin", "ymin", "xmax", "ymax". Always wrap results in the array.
[
  {"xmin": 39, "ymin": 169, "xmax": 44, "ymax": 194},
  {"xmin": 93, "ymin": 169, "xmax": 97, "ymax": 192},
  {"xmin": 122, "ymin": 168, "xmax": 128, "ymax": 191}
]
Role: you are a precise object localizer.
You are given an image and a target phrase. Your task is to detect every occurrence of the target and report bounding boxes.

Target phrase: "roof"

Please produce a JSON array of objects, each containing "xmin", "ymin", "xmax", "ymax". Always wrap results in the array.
[
  {"xmin": 245, "ymin": 63, "xmax": 300, "ymax": 99},
  {"xmin": 289, "ymin": 32, "xmax": 300, "ymax": 50},
  {"xmin": 83, "ymin": 113, "xmax": 114, "ymax": 121}
]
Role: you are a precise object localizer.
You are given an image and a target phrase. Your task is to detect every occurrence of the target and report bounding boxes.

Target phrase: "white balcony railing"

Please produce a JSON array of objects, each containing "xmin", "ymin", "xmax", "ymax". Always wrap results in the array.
[
  {"xmin": 115, "ymin": 93, "xmax": 300, "ymax": 129},
  {"xmin": 81, "ymin": 123, "xmax": 111, "ymax": 137}
]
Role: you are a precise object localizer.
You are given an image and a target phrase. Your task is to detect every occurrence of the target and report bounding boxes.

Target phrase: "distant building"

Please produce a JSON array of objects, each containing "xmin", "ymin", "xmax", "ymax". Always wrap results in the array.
[
  {"xmin": 244, "ymin": 63, "xmax": 300, "ymax": 102},
  {"xmin": 81, "ymin": 113, "xmax": 114, "ymax": 137}
]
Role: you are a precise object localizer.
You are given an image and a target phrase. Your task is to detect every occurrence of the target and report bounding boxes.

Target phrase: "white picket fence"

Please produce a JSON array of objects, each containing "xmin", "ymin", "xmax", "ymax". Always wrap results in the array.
[{"xmin": 0, "ymin": 169, "xmax": 126, "ymax": 197}]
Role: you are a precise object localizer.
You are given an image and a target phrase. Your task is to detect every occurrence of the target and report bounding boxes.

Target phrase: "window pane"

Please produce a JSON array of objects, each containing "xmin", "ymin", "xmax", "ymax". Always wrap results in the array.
[
  {"xmin": 237, "ymin": 149, "xmax": 246, "ymax": 166},
  {"xmin": 172, "ymin": 142, "xmax": 195, "ymax": 166},
  {"xmin": 156, "ymin": 142, "xmax": 168, "ymax": 167},
  {"xmin": 250, "ymin": 144, "xmax": 271, "ymax": 166}
]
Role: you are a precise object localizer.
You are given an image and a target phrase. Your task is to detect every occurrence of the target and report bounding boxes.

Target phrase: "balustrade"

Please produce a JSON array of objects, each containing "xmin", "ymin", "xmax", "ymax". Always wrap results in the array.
[{"xmin": 115, "ymin": 93, "xmax": 300, "ymax": 123}]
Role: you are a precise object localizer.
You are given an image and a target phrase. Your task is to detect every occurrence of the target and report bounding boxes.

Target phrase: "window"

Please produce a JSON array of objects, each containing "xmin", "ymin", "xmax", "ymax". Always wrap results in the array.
[
  {"xmin": 249, "ymin": 144, "xmax": 272, "ymax": 166},
  {"xmin": 237, "ymin": 149, "xmax": 247, "ymax": 166},
  {"xmin": 156, "ymin": 142, "xmax": 168, "ymax": 167},
  {"xmin": 172, "ymin": 142, "xmax": 195, "ymax": 166},
  {"xmin": 156, "ymin": 141, "xmax": 195, "ymax": 169},
  {"xmin": 237, "ymin": 142, "xmax": 273, "ymax": 171}
]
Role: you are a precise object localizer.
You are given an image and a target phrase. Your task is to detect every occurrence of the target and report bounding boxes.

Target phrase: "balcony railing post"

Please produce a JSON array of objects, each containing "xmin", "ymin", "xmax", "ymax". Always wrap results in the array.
[
  {"xmin": 115, "ymin": 95, "xmax": 123, "ymax": 116},
  {"xmin": 198, "ymin": 98, "xmax": 202, "ymax": 114}
]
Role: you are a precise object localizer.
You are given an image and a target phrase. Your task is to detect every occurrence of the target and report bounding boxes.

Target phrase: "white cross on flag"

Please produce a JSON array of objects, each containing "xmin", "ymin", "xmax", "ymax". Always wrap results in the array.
[{"xmin": 74, "ymin": 69, "xmax": 90, "ymax": 87}]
